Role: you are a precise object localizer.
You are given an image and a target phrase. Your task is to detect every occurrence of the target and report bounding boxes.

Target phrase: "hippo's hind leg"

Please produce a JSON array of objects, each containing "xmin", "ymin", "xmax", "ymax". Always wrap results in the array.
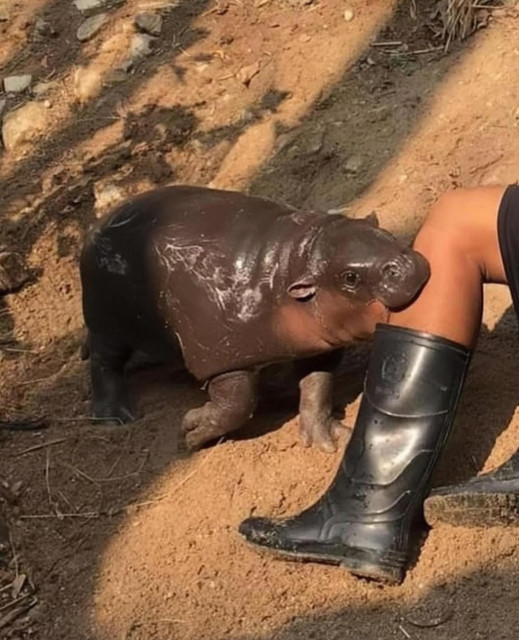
[
  {"xmin": 295, "ymin": 350, "xmax": 350, "ymax": 453},
  {"xmin": 182, "ymin": 370, "xmax": 257, "ymax": 450},
  {"xmin": 89, "ymin": 333, "xmax": 134, "ymax": 424}
]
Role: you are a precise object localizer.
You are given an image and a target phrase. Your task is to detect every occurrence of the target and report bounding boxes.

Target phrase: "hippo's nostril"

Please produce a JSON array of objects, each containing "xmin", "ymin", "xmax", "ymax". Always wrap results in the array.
[{"xmin": 383, "ymin": 262, "xmax": 400, "ymax": 279}]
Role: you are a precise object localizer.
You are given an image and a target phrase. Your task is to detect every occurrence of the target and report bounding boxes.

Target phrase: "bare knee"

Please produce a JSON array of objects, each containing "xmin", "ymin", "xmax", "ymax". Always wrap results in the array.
[{"xmin": 415, "ymin": 186, "xmax": 506, "ymax": 282}]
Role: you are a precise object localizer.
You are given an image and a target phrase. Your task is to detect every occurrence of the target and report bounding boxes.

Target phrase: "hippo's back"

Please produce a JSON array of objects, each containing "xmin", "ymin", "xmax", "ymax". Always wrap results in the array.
[{"xmin": 81, "ymin": 186, "xmax": 327, "ymax": 379}]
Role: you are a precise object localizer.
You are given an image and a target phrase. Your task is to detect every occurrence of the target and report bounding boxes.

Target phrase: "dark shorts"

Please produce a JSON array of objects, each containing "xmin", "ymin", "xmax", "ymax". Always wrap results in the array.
[{"xmin": 498, "ymin": 184, "xmax": 519, "ymax": 316}]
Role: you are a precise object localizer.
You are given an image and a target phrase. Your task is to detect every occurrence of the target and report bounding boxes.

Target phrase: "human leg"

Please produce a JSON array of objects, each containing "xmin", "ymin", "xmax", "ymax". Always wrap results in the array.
[{"xmin": 239, "ymin": 185, "xmax": 509, "ymax": 582}]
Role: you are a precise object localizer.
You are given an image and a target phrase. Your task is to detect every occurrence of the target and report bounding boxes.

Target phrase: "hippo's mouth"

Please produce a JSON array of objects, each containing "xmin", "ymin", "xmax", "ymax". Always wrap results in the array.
[{"xmin": 371, "ymin": 250, "xmax": 430, "ymax": 310}]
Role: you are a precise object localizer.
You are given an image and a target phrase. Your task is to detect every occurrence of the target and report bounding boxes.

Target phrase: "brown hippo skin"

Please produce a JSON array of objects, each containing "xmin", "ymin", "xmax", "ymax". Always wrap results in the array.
[{"xmin": 80, "ymin": 186, "xmax": 429, "ymax": 451}]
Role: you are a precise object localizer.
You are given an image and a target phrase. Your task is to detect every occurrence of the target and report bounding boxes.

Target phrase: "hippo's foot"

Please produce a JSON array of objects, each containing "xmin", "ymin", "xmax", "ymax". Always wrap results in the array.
[
  {"xmin": 89, "ymin": 333, "xmax": 133, "ymax": 426},
  {"xmin": 181, "ymin": 404, "xmax": 224, "ymax": 450},
  {"xmin": 182, "ymin": 370, "xmax": 258, "ymax": 450},
  {"xmin": 296, "ymin": 353, "xmax": 349, "ymax": 453},
  {"xmin": 298, "ymin": 415, "xmax": 351, "ymax": 453},
  {"xmin": 93, "ymin": 398, "xmax": 135, "ymax": 426}
]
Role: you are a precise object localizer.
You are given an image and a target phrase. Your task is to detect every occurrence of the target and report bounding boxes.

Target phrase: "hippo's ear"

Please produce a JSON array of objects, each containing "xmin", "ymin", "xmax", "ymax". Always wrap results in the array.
[
  {"xmin": 287, "ymin": 278, "xmax": 316, "ymax": 301},
  {"xmin": 364, "ymin": 211, "xmax": 380, "ymax": 228}
]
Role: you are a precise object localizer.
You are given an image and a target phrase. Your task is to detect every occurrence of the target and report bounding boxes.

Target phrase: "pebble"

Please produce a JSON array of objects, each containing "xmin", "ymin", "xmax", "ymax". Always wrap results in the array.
[
  {"xmin": 237, "ymin": 61, "xmax": 261, "ymax": 86},
  {"xmin": 344, "ymin": 8, "xmax": 355, "ymax": 21},
  {"xmin": 32, "ymin": 81, "xmax": 53, "ymax": 96},
  {"xmin": 3, "ymin": 75, "xmax": 32, "ymax": 93},
  {"xmin": 135, "ymin": 12, "xmax": 163, "ymax": 36},
  {"xmin": 344, "ymin": 154, "xmax": 364, "ymax": 174},
  {"xmin": 73, "ymin": 0, "xmax": 110, "ymax": 12},
  {"xmin": 34, "ymin": 18, "xmax": 57, "ymax": 37},
  {"xmin": 1, "ymin": 102, "xmax": 48, "ymax": 151},
  {"xmin": 77, "ymin": 13, "xmax": 108, "ymax": 41},
  {"xmin": 129, "ymin": 33, "xmax": 155, "ymax": 59},
  {"xmin": 73, "ymin": 66, "xmax": 102, "ymax": 103},
  {"xmin": 94, "ymin": 182, "xmax": 125, "ymax": 215},
  {"xmin": 0, "ymin": 2, "xmax": 9, "ymax": 21}
]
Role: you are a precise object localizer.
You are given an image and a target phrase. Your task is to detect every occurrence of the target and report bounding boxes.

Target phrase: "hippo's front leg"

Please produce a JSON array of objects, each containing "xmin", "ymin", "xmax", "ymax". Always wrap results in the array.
[
  {"xmin": 182, "ymin": 370, "xmax": 258, "ymax": 450},
  {"xmin": 295, "ymin": 351, "xmax": 350, "ymax": 453}
]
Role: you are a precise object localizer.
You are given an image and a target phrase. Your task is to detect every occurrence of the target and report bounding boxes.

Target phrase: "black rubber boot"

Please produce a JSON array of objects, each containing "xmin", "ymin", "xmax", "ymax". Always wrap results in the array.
[
  {"xmin": 424, "ymin": 452, "xmax": 519, "ymax": 527},
  {"xmin": 239, "ymin": 324, "xmax": 471, "ymax": 584}
]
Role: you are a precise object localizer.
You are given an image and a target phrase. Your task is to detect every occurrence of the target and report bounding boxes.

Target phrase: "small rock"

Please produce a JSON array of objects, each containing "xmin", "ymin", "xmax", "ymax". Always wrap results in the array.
[
  {"xmin": 77, "ymin": 13, "xmax": 108, "ymax": 41},
  {"xmin": 94, "ymin": 182, "xmax": 125, "ymax": 215},
  {"xmin": 119, "ymin": 58, "xmax": 134, "ymax": 73},
  {"xmin": 34, "ymin": 18, "xmax": 57, "ymax": 37},
  {"xmin": 286, "ymin": 0, "xmax": 314, "ymax": 5},
  {"xmin": 237, "ymin": 61, "xmax": 261, "ymax": 87},
  {"xmin": 135, "ymin": 12, "xmax": 163, "ymax": 36},
  {"xmin": 3, "ymin": 75, "xmax": 32, "ymax": 93},
  {"xmin": 0, "ymin": 2, "xmax": 9, "ymax": 21},
  {"xmin": 0, "ymin": 251, "xmax": 30, "ymax": 292},
  {"xmin": 105, "ymin": 68, "xmax": 128, "ymax": 83},
  {"xmin": 74, "ymin": 0, "xmax": 108, "ymax": 11},
  {"xmin": 344, "ymin": 155, "xmax": 364, "ymax": 174},
  {"xmin": 1, "ymin": 101, "xmax": 48, "ymax": 151},
  {"xmin": 0, "ymin": 99, "xmax": 5, "ymax": 117},
  {"xmin": 74, "ymin": 0, "xmax": 100, "ymax": 10},
  {"xmin": 43, "ymin": 100, "xmax": 52, "ymax": 108},
  {"xmin": 129, "ymin": 33, "xmax": 155, "ymax": 59},
  {"xmin": 343, "ymin": 8, "xmax": 354, "ymax": 21},
  {"xmin": 32, "ymin": 81, "xmax": 53, "ymax": 96},
  {"xmin": 73, "ymin": 66, "xmax": 103, "ymax": 103}
]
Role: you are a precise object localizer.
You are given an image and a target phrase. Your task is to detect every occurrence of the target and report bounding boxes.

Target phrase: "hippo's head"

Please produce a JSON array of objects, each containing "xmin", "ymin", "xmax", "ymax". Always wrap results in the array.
[{"xmin": 286, "ymin": 213, "xmax": 430, "ymax": 343}]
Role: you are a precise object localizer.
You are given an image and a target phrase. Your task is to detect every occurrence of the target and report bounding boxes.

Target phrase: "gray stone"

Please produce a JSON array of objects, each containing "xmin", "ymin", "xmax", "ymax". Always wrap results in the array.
[
  {"xmin": 73, "ymin": 0, "xmax": 124, "ymax": 13},
  {"xmin": 135, "ymin": 12, "xmax": 163, "ymax": 36},
  {"xmin": 344, "ymin": 155, "xmax": 364, "ymax": 174},
  {"xmin": 129, "ymin": 33, "xmax": 155, "ymax": 59},
  {"xmin": 77, "ymin": 13, "xmax": 108, "ymax": 41},
  {"xmin": 1, "ymin": 102, "xmax": 48, "ymax": 151},
  {"xmin": 34, "ymin": 18, "xmax": 57, "ymax": 37},
  {"xmin": 74, "ymin": 0, "xmax": 103, "ymax": 11},
  {"xmin": 3, "ymin": 75, "xmax": 32, "ymax": 93}
]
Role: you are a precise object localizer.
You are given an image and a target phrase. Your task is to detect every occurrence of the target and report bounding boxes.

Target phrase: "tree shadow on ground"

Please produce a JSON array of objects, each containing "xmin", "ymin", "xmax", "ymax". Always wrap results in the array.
[{"xmin": 209, "ymin": 564, "xmax": 519, "ymax": 640}]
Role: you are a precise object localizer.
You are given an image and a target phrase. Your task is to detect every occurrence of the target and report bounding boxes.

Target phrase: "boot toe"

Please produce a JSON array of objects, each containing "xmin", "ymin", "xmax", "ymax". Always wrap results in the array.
[{"xmin": 239, "ymin": 517, "xmax": 288, "ymax": 549}]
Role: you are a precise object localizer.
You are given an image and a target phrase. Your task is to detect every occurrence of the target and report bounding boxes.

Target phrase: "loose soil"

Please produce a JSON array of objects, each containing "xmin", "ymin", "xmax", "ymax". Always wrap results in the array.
[{"xmin": 1, "ymin": 1, "xmax": 519, "ymax": 639}]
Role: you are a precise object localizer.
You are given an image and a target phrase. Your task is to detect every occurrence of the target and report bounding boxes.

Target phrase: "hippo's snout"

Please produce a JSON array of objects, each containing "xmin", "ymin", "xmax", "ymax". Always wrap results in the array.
[{"xmin": 371, "ymin": 249, "xmax": 430, "ymax": 309}]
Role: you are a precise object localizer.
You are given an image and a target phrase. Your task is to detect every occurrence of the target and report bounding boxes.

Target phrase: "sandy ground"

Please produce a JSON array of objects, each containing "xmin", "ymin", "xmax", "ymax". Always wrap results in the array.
[{"xmin": 1, "ymin": 0, "xmax": 519, "ymax": 638}]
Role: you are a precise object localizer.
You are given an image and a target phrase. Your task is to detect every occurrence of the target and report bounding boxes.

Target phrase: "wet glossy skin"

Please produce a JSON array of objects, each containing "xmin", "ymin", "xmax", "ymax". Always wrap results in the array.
[
  {"xmin": 82, "ymin": 186, "xmax": 428, "ymax": 380},
  {"xmin": 80, "ymin": 185, "xmax": 429, "ymax": 449}
]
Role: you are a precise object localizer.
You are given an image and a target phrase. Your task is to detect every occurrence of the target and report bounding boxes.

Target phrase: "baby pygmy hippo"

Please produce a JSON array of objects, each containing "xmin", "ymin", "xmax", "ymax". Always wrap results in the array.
[{"xmin": 80, "ymin": 186, "xmax": 429, "ymax": 451}]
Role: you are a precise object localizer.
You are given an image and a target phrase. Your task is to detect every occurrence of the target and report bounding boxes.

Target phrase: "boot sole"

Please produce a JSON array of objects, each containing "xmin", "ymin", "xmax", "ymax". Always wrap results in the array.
[
  {"xmin": 425, "ymin": 491, "xmax": 519, "ymax": 527},
  {"xmin": 241, "ymin": 539, "xmax": 404, "ymax": 584}
]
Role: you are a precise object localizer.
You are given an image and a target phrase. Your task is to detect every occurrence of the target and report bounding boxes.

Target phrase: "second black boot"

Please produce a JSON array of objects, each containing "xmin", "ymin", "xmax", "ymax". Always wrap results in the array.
[
  {"xmin": 239, "ymin": 324, "xmax": 471, "ymax": 584},
  {"xmin": 424, "ymin": 451, "xmax": 519, "ymax": 528}
]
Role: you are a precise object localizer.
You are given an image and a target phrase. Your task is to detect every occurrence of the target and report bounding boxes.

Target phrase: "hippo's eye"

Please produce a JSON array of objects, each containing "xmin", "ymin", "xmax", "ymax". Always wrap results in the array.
[{"xmin": 343, "ymin": 270, "xmax": 360, "ymax": 289}]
